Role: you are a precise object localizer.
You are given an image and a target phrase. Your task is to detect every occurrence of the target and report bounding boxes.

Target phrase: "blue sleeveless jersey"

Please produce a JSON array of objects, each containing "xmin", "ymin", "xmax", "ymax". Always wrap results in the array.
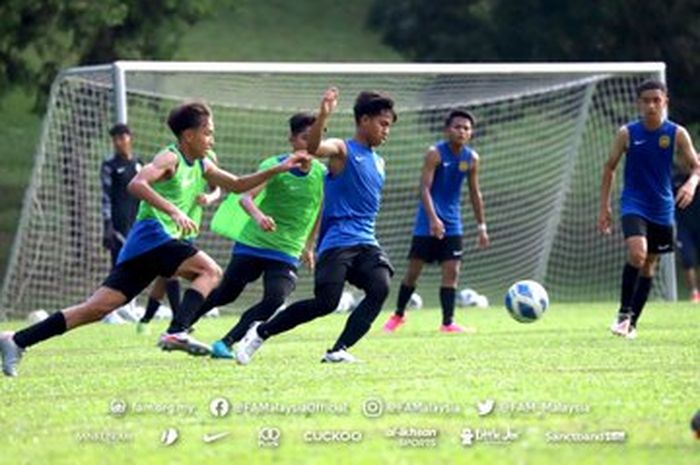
[
  {"xmin": 621, "ymin": 120, "xmax": 677, "ymax": 225},
  {"xmin": 317, "ymin": 139, "xmax": 385, "ymax": 254},
  {"xmin": 414, "ymin": 141, "xmax": 473, "ymax": 236}
]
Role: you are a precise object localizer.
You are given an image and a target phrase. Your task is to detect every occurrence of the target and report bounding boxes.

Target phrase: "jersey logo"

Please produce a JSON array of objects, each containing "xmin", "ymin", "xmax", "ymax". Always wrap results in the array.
[
  {"xmin": 632, "ymin": 139, "xmax": 646, "ymax": 146},
  {"xmin": 116, "ymin": 167, "xmax": 126, "ymax": 174},
  {"xmin": 658, "ymin": 135, "xmax": 671, "ymax": 149},
  {"xmin": 458, "ymin": 161, "xmax": 469, "ymax": 172}
]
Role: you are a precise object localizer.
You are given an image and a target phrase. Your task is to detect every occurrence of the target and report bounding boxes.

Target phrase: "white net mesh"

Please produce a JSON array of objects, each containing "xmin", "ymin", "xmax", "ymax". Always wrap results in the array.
[{"xmin": 1, "ymin": 63, "xmax": 670, "ymax": 318}]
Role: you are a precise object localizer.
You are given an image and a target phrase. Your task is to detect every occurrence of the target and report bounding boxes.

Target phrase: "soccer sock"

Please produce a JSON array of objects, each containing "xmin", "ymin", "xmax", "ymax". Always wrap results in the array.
[
  {"xmin": 630, "ymin": 276, "xmax": 652, "ymax": 327},
  {"xmin": 140, "ymin": 297, "xmax": 160, "ymax": 324},
  {"xmin": 167, "ymin": 289, "xmax": 205, "ymax": 334},
  {"xmin": 395, "ymin": 283, "xmax": 415, "ymax": 317},
  {"xmin": 165, "ymin": 279, "xmax": 181, "ymax": 314},
  {"xmin": 440, "ymin": 287, "xmax": 456, "ymax": 326},
  {"xmin": 13, "ymin": 312, "xmax": 67, "ymax": 349},
  {"xmin": 619, "ymin": 263, "xmax": 640, "ymax": 316}
]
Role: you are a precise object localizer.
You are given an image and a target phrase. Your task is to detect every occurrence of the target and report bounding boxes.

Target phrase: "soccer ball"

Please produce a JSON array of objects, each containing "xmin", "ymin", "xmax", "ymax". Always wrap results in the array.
[
  {"xmin": 474, "ymin": 294, "xmax": 489, "ymax": 308},
  {"xmin": 457, "ymin": 288, "xmax": 479, "ymax": 307},
  {"xmin": 407, "ymin": 292, "xmax": 423, "ymax": 310},
  {"xmin": 335, "ymin": 290, "xmax": 357, "ymax": 313},
  {"xmin": 26, "ymin": 309, "xmax": 49, "ymax": 324},
  {"xmin": 504, "ymin": 280, "xmax": 549, "ymax": 323}
]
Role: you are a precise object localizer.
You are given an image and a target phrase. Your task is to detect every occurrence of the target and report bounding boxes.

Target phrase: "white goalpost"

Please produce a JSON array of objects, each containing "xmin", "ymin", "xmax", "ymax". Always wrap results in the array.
[{"xmin": 0, "ymin": 61, "xmax": 672, "ymax": 319}]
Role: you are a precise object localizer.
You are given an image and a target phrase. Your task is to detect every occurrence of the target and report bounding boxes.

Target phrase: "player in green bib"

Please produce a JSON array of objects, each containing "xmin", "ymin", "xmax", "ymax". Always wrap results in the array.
[
  {"xmin": 0, "ymin": 101, "xmax": 308, "ymax": 377},
  {"xmin": 184, "ymin": 113, "xmax": 326, "ymax": 359}
]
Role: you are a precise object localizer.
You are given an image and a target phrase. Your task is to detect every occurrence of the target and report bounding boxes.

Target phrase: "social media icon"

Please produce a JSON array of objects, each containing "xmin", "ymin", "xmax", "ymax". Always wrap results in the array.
[
  {"xmin": 209, "ymin": 397, "xmax": 231, "ymax": 418},
  {"xmin": 476, "ymin": 399, "xmax": 495, "ymax": 416},
  {"xmin": 160, "ymin": 428, "xmax": 179, "ymax": 446}
]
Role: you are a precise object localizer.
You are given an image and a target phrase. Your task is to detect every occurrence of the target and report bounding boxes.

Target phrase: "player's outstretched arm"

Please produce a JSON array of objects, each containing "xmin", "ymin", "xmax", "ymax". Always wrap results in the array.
[
  {"xmin": 420, "ymin": 147, "xmax": 444, "ymax": 239},
  {"xmin": 128, "ymin": 150, "xmax": 198, "ymax": 235},
  {"xmin": 203, "ymin": 153, "xmax": 309, "ymax": 193},
  {"xmin": 307, "ymin": 87, "xmax": 347, "ymax": 161},
  {"xmin": 468, "ymin": 152, "xmax": 489, "ymax": 248},
  {"xmin": 598, "ymin": 126, "xmax": 628, "ymax": 235},
  {"xmin": 675, "ymin": 126, "xmax": 700, "ymax": 209}
]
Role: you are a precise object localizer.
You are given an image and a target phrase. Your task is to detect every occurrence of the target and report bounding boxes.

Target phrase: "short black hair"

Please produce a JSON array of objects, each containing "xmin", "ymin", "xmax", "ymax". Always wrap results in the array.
[
  {"xmin": 353, "ymin": 91, "xmax": 397, "ymax": 124},
  {"xmin": 636, "ymin": 80, "xmax": 667, "ymax": 97},
  {"xmin": 167, "ymin": 101, "xmax": 212, "ymax": 137},
  {"xmin": 109, "ymin": 123, "xmax": 131, "ymax": 137},
  {"xmin": 445, "ymin": 109, "xmax": 476, "ymax": 128},
  {"xmin": 289, "ymin": 112, "xmax": 316, "ymax": 136}
]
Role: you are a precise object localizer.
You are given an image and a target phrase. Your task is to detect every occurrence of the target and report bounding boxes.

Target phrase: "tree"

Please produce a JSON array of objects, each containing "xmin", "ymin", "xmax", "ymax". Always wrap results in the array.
[
  {"xmin": 368, "ymin": 0, "xmax": 700, "ymax": 124},
  {"xmin": 0, "ymin": 0, "xmax": 214, "ymax": 110}
]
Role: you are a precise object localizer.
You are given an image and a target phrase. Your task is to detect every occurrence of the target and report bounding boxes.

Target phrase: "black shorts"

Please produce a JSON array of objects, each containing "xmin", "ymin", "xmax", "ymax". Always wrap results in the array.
[
  {"xmin": 102, "ymin": 240, "xmax": 199, "ymax": 301},
  {"xmin": 621, "ymin": 215, "xmax": 674, "ymax": 254},
  {"xmin": 315, "ymin": 245, "xmax": 394, "ymax": 289},
  {"xmin": 224, "ymin": 253, "xmax": 298, "ymax": 288},
  {"xmin": 408, "ymin": 235, "xmax": 463, "ymax": 264}
]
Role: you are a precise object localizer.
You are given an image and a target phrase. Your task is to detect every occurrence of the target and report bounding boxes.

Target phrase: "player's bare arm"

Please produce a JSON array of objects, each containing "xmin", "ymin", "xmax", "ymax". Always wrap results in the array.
[
  {"xmin": 598, "ymin": 126, "xmax": 629, "ymax": 234},
  {"xmin": 202, "ymin": 153, "xmax": 308, "ymax": 193},
  {"xmin": 239, "ymin": 182, "xmax": 276, "ymax": 232},
  {"xmin": 197, "ymin": 152, "xmax": 222, "ymax": 206},
  {"xmin": 307, "ymin": 87, "xmax": 347, "ymax": 174},
  {"xmin": 420, "ymin": 147, "xmax": 444, "ymax": 239},
  {"xmin": 128, "ymin": 150, "xmax": 197, "ymax": 235},
  {"xmin": 468, "ymin": 151, "xmax": 489, "ymax": 248},
  {"xmin": 302, "ymin": 202, "xmax": 323, "ymax": 270},
  {"xmin": 674, "ymin": 126, "xmax": 700, "ymax": 209}
]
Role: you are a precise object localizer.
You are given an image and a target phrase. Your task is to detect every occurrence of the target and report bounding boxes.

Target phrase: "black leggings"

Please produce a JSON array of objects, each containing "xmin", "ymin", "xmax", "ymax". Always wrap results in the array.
[
  {"xmin": 188, "ymin": 254, "xmax": 297, "ymax": 343},
  {"xmin": 258, "ymin": 265, "xmax": 391, "ymax": 351}
]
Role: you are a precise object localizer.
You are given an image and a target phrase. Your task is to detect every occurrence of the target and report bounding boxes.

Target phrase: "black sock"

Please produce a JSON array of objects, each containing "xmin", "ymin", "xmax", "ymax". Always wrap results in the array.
[
  {"xmin": 440, "ymin": 287, "xmax": 456, "ymax": 326},
  {"xmin": 630, "ymin": 276, "xmax": 652, "ymax": 327},
  {"xmin": 167, "ymin": 289, "xmax": 205, "ymax": 334},
  {"xmin": 395, "ymin": 283, "xmax": 415, "ymax": 317},
  {"xmin": 13, "ymin": 312, "xmax": 67, "ymax": 349},
  {"xmin": 141, "ymin": 297, "xmax": 161, "ymax": 324},
  {"xmin": 619, "ymin": 263, "xmax": 640, "ymax": 317},
  {"xmin": 165, "ymin": 279, "xmax": 181, "ymax": 313}
]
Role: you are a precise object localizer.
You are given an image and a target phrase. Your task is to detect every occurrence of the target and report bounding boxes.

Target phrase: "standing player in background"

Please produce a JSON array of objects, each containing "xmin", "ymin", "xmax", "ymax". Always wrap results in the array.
[
  {"xmin": 383, "ymin": 110, "xmax": 489, "ymax": 333},
  {"xmin": 100, "ymin": 123, "xmax": 182, "ymax": 328},
  {"xmin": 598, "ymin": 80, "xmax": 700, "ymax": 339},
  {"xmin": 0, "ymin": 101, "xmax": 307, "ymax": 377},
  {"xmin": 673, "ymin": 171, "xmax": 700, "ymax": 302},
  {"xmin": 182, "ymin": 112, "xmax": 325, "ymax": 359},
  {"xmin": 235, "ymin": 87, "xmax": 396, "ymax": 364}
]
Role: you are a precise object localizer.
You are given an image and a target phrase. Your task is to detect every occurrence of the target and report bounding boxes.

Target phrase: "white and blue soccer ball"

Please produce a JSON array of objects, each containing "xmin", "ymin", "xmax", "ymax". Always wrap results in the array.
[
  {"xmin": 407, "ymin": 292, "xmax": 423, "ymax": 310},
  {"xmin": 504, "ymin": 280, "xmax": 549, "ymax": 323},
  {"xmin": 457, "ymin": 288, "xmax": 479, "ymax": 307}
]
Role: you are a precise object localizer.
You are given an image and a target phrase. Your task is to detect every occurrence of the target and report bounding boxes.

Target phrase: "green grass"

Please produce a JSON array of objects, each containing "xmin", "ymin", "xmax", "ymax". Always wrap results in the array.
[{"xmin": 1, "ymin": 303, "xmax": 698, "ymax": 465}]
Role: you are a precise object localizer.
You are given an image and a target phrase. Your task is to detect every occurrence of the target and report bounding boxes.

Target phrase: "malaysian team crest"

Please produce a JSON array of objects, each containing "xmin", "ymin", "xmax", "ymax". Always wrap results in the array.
[
  {"xmin": 659, "ymin": 135, "xmax": 671, "ymax": 149},
  {"xmin": 459, "ymin": 160, "xmax": 469, "ymax": 172}
]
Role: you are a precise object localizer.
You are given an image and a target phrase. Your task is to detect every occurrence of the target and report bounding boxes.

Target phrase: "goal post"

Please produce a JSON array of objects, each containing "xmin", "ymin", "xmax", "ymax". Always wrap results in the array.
[{"xmin": 1, "ymin": 61, "xmax": 672, "ymax": 319}]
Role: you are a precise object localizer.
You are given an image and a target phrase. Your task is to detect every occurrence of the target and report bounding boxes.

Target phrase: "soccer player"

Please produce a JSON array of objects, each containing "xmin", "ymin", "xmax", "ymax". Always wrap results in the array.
[
  {"xmin": 182, "ymin": 112, "xmax": 325, "ymax": 359},
  {"xmin": 100, "ymin": 123, "xmax": 182, "ymax": 327},
  {"xmin": 234, "ymin": 87, "xmax": 396, "ymax": 364},
  {"xmin": 673, "ymin": 172, "xmax": 700, "ymax": 302},
  {"xmin": 0, "ymin": 101, "xmax": 307, "ymax": 377},
  {"xmin": 598, "ymin": 80, "xmax": 700, "ymax": 339},
  {"xmin": 382, "ymin": 109, "xmax": 489, "ymax": 333}
]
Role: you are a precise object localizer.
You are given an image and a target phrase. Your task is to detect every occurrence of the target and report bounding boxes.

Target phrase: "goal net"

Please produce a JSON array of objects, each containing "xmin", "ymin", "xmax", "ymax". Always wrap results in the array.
[{"xmin": 0, "ymin": 62, "xmax": 672, "ymax": 318}]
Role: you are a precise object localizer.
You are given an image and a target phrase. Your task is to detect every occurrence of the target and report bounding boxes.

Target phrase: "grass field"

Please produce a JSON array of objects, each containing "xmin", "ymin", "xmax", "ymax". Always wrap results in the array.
[{"xmin": 1, "ymin": 303, "xmax": 698, "ymax": 465}]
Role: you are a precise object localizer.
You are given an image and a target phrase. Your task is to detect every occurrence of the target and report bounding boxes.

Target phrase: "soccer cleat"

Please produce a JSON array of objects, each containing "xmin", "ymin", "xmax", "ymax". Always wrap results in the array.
[
  {"xmin": 382, "ymin": 314, "xmax": 406, "ymax": 332},
  {"xmin": 440, "ymin": 323, "xmax": 476, "ymax": 334},
  {"xmin": 235, "ymin": 323, "xmax": 263, "ymax": 365},
  {"xmin": 211, "ymin": 340, "xmax": 234, "ymax": 360},
  {"xmin": 626, "ymin": 326, "xmax": 638, "ymax": 340},
  {"xmin": 0, "ymin": 332, "xmax": 24, "ymax": 377},
  {"xmin": 610, "ymin": 315, "xmax": 631, "ymax": 337},
  {"xmin": 691, "ymin": 290, "xmax": 700, "ymax": 303},
  {"xmin": 136, "ymin": 322, "xmax": 151, "ymax": 336},
  {"xmin": 157, "ymin": 332, "xmax": 211, "ymax": 356},
  {"xmin": 321, "ymin": 349, "xmax": 359, "ymax": 363}
]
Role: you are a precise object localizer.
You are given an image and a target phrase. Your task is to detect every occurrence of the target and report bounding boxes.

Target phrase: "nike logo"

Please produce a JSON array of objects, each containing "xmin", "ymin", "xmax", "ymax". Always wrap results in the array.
[
  {"xmin": 202, "ymin": 432, "xmax": 230, "ymax": 443},
  {"xmin": 354, "ymin": 156, "xmax": 363, "ymax": 162},
  {"xmin": 443, "ymin": 162, "xmax": 451, "ymax": 167},
  {"xmin": 632, "ymin": 140, "xmax": 646, "ymax": 146},
  {"xmin": 116, "ymin": 167, "xmax": 126, "ymax": 174},
  {"xmin": 658, "ymin": 244, "xmax": 670, "ymax": 251}
]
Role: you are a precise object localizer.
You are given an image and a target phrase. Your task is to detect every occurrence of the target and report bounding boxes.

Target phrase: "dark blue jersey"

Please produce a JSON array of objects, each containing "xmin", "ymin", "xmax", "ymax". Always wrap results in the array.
[
  {"xmin": 620, "ymin": 120, "xmax": 677, "ymax": 225},
  {"xmin": 413, "ymin": 141, "xmax": 473, "ymax": 236},
  {"xmin": 317, "ymin": 139, "xmax": 385, "ymax": 254},
  {"xmin": 100, "ymin": 154, "xmax": 143, "ymax": 235}
]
